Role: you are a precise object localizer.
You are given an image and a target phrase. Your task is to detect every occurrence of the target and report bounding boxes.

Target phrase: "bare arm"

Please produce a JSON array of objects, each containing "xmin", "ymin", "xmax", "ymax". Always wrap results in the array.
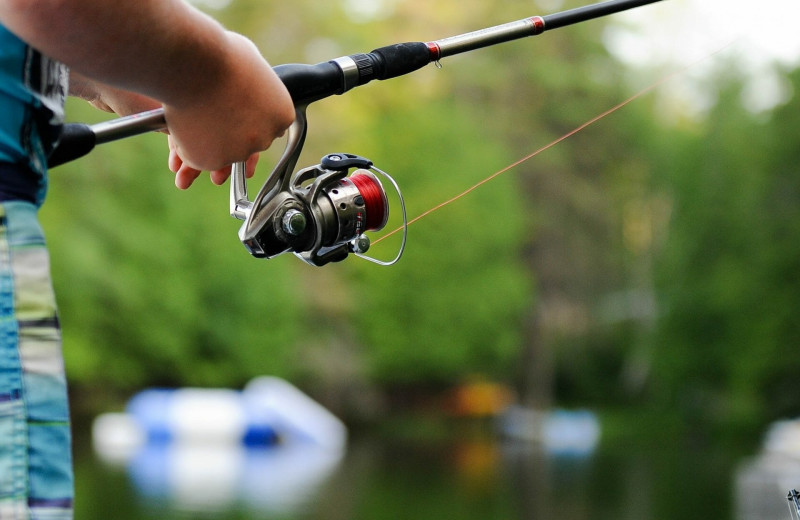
[
  {"xmin": 0, "ymin": 0, "xmax": 230, "ymax": 104},
  {"xmin": 0, "ymin": 0, "xmax": 294, "ymax": 179}
]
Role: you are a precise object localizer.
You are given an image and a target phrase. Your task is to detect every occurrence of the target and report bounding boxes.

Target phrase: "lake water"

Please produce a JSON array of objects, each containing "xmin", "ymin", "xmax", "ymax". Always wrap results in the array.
[{"xmin": 70, "ymin": 423, "xmax": 797, "ymax": 520}]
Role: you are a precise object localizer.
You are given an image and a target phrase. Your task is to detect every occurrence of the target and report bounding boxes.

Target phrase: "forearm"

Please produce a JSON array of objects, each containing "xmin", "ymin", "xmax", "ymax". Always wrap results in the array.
[
  {"xmin": 0, "ymin": 0, "xmax": 295, "ymax": 175},
  {"xmin": 0, "ymin": 0, "xmax": 231, "ymax": 107}
]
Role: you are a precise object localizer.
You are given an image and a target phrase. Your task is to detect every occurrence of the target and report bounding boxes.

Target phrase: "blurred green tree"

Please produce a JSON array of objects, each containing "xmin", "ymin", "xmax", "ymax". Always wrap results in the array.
[{"xmin": 649, "ymin": 65, "xmax": 800, "ymax": 441}]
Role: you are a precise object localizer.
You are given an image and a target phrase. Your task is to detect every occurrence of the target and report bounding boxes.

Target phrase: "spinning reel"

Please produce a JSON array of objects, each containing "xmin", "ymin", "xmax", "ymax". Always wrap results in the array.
[{"xmin": 229, "ymin": 109, "xmax": 407, "ymax": 267}]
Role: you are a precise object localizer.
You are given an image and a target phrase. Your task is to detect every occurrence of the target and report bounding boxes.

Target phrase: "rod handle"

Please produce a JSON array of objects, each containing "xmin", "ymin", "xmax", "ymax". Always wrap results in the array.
[
  {"xmin": 49, "ymin": 109, "xmax": 167, "ymax": 169},
  {"xmin": 48, "ymin": 123, "xmax": 97, "ymax": 168},
  {"xmin": 274, "ymin": 42, "xmax": 431, "ymax": 106},
  {"xmin": 49, "ymin": 44, "xmax": 433, "ymax": 169}
]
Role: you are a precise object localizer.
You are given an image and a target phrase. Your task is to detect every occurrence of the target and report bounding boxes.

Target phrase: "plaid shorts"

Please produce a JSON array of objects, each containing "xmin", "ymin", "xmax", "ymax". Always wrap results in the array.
[{"xmin": 0, "ymin": 201, "xmax": 73, "ymax": 519}]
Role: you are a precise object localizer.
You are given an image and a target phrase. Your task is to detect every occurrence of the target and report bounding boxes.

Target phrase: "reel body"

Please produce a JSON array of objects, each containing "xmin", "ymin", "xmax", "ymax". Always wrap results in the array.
[{"xmin": 230, "ymin": 110, "xmax": 406, "ymax": 267}]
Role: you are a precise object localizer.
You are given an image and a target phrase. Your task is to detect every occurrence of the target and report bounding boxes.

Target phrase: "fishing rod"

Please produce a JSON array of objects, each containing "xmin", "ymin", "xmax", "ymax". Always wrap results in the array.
[{"xmin": 49, "ymin": 0, "xmax": 665, "ymax": 266}]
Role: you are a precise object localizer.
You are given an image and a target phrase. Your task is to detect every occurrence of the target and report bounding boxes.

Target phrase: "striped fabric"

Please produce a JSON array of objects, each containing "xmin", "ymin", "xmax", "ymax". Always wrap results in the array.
[
  {"xmin": 0, "ymin": 201, "xmax": 73, "ymax": 520},
  {"xmin": 0, "ymin": 24, "xmax": 69, "ymax": 200}
]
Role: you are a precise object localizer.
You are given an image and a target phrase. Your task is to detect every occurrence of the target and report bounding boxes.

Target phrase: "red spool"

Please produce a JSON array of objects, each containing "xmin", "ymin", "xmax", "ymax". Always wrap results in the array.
[{"xmin": 350, "ymin": 171, "xmax": 388, "ymax": 232}]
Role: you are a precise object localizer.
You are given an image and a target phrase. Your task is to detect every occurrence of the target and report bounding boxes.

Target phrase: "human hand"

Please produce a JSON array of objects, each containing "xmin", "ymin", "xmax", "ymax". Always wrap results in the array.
[
  {"xmin": 168, "ymin": 136, "xmax": 260, "ymax": 189},
  {"xmin": 72, "ymin": 35, "xmax": 294, "ymax": 190},
  {"xmin": 161, "ymin": 31, "xmax": 295, "ymax": 185}
]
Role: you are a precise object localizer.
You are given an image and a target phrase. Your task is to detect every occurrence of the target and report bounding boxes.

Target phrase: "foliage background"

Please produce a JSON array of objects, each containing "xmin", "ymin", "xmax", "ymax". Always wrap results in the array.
[{"xmin": 41, "ymin": 0, "xmax": 800, "ymax": 446}]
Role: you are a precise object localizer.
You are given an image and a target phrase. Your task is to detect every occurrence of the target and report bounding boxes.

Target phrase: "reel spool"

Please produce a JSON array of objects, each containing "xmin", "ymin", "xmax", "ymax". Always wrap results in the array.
[
  {"xmin": 309, "ymin": 166, "xmax": 389, "ymax": 251},
  {"xmin": 230, "ymin": 110, "xmax": 406, "ymax": 267}
]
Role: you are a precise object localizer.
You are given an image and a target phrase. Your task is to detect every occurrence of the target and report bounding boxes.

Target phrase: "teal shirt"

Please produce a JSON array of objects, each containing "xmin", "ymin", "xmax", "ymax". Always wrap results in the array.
[{"xmin": 0, "ymin": 24, "xmax": 68, "ymax": 204}]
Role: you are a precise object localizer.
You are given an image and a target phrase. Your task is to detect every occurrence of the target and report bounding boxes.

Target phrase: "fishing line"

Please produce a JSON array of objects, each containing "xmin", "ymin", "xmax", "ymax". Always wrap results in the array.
[
  {"xmin": 350, "ymin": 171, "xmax": 389, "ymax": 231},
  {"xmin": 373, "ymin": 42, "xmax": 735, "ymax": 246}
]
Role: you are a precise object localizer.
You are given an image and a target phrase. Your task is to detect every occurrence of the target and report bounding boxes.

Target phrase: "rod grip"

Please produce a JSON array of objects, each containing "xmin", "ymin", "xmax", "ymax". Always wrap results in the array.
[
  {"xmin": 368, "ymin": 42, "xmax": 432, "ymax": 80},
  {"xmin": 274, "ymin": 42, "xmax": 432, "ymax": 104},
  {"xmin": 274, "ymin": 61, "xmax": 345, "ymax": 106},
  {"xmin": 48, "ymin": 123, "xmax": 96, "ymax": 169}
]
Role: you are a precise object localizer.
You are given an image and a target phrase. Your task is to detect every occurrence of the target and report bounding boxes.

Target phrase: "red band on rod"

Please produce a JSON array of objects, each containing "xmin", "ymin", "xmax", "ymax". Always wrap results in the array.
[
  {"xmin": 425, "ymin": 41, "xmax": 442, "ymax": 61},
  {"xmin": 530, "ymin": 16, "xmax": 545, "ymax": 35}
]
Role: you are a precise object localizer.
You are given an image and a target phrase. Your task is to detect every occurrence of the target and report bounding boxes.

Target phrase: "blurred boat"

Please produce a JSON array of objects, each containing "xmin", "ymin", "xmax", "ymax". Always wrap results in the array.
[
  {"xmin": 735, "ymin": 419, "xmax": 800, "ymax": 520},
  {"xmin": 91, "ymin": 376, "xmax": 347, "ymax": 514},
  {"xmin": 498, "ymin": 406, "xmax": 601, "ymax": 457}
]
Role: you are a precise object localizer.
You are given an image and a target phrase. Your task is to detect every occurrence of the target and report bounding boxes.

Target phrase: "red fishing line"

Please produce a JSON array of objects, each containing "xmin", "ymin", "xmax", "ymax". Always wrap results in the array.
[
  {"xmin": 373, "ymin": 43, "xmax": 733, "ymax": 246},
  {"xmin": 351, "ymin": 172, "xmax": 388, "ymax": 231}
]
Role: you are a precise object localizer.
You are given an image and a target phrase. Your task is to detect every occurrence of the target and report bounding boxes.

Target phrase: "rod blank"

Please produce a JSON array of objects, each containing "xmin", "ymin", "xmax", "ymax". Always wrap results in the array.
[{"xmin": 543, "ymin": 0, "xmax": 663, "ymax": 30}]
